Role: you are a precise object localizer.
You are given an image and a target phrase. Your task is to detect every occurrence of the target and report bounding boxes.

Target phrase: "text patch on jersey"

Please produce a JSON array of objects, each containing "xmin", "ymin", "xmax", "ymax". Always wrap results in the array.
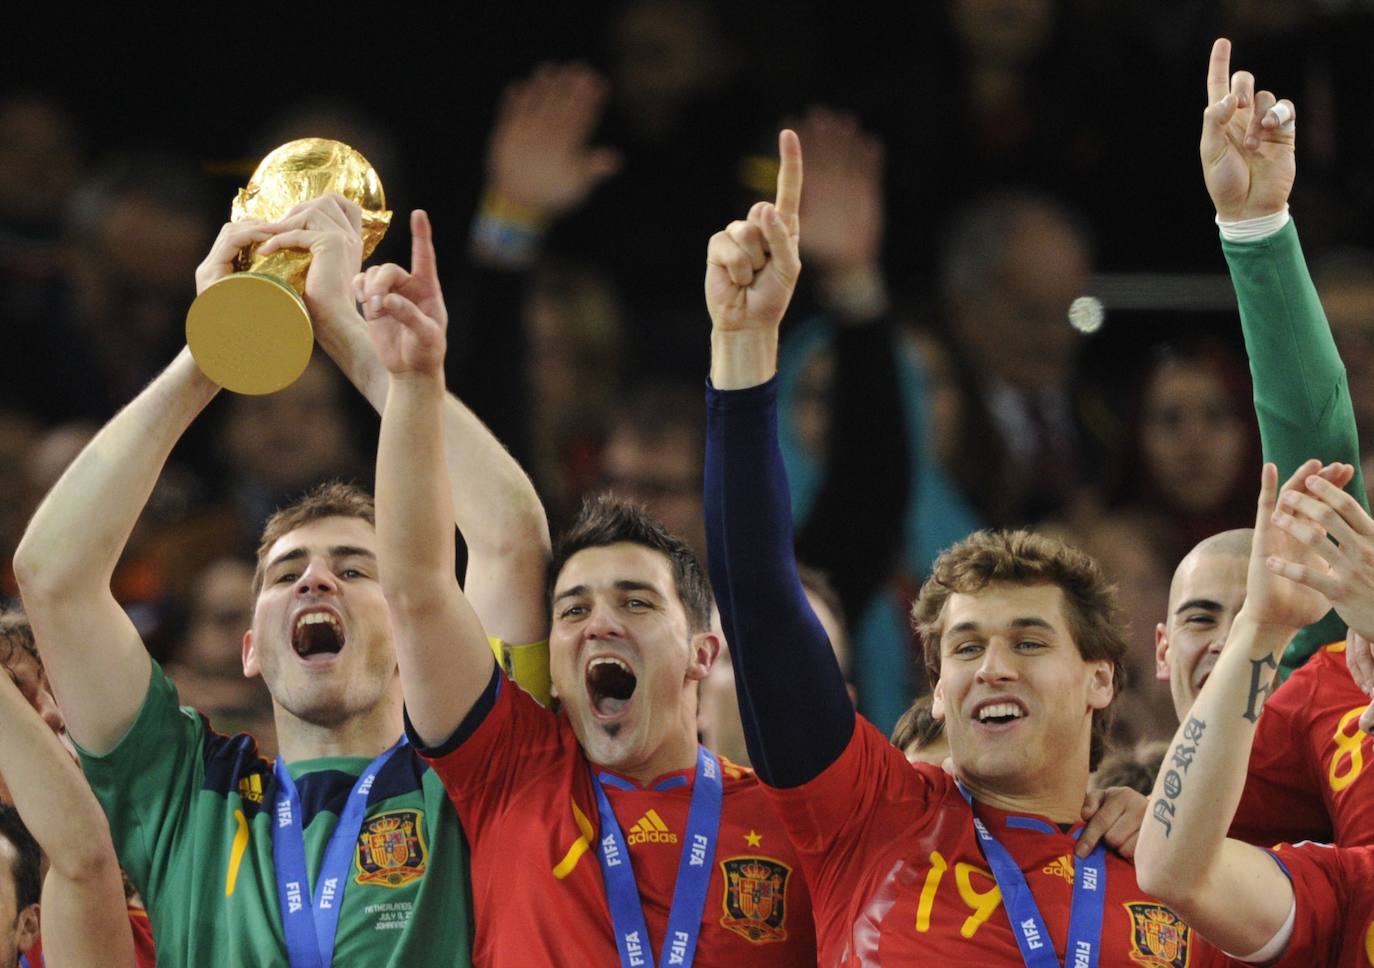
[
  {"xmin": 354, "ymin": 809, "xmax": 427, "ymax": 888},
  {"xmin": 1124, "ymin": 902, "xmax": 1190, "ymax": 968},
  {"xmin": 719, "ymin": 856, "xmax": 790, "ymax": 943}
]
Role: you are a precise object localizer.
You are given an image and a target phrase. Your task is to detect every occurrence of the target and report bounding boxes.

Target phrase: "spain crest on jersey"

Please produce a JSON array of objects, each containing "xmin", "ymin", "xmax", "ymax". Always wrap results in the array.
[
  {"xmin": 1124, "ymin": 902, "xmax": 1191, "ymax": 968},
  {"xmin": 720, "ymin": 856, "xmax": 791, "ymax": 943},
  {"xmin": 354, "ymin": 810, "xmax": 427, "ymax": 888}
]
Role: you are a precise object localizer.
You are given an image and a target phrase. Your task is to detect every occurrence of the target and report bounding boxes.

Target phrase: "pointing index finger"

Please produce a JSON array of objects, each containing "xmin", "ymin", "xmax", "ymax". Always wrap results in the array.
[
  {"xmin": 410, "ymin": 210, "xmax": 438, "ymax": 281},
  {"xmin": 774, "ymin": 129, "xmax": 803, "ymax": 225},
  {"xmin": 1207, "ymin": 37, "xmax": 1232, "ymax": 106}
]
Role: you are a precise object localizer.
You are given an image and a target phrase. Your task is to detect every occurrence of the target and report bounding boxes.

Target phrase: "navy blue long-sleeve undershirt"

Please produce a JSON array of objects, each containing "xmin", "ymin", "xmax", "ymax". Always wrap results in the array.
[{"xmin": 705, "ymin": 377, "xmax": 856, "ymax": 788}]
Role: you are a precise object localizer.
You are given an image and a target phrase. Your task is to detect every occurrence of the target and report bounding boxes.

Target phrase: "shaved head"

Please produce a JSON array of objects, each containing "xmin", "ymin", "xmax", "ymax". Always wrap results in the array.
[
  {"xmin": 1168, "ymin": 529, "xmax": 1252, "ymax": 610},
  {"xmin": 1158, "ymin": 529, "xmax": 1253, "ymax": 719}
]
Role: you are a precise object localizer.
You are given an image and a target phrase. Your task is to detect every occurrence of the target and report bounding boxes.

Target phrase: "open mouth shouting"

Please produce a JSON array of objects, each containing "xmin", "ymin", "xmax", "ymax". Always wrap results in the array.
[
  {"xmin": 972, "ymin": 698, "xmax": 1028, "ymax": 731},
  {"xmin": 292, "ymin": 607, "xmax": 346, "ymax": 664},
  {"xmin": 585, "ymin": 654, "xmax": 638, "ymax": 725}
]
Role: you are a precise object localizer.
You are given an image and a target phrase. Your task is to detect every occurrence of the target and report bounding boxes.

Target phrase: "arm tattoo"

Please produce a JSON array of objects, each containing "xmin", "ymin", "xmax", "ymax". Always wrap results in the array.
[
  {"xmin": 1151, "ymin": 717, "xmax": 1207, "ymax": 837},
  {"xmin": 1244, "ymin": 654, "xmax": 1279, "ymax": 723}
]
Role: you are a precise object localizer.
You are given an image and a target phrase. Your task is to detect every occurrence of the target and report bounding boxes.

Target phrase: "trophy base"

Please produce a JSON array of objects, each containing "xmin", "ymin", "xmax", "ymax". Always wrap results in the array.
[{"xmin": 185, "ymin": 273, "xmax": 313, "ymax": 395}]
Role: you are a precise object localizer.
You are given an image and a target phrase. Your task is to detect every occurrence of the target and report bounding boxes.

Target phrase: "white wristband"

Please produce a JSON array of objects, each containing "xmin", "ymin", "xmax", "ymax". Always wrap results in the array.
[{"xmin": 1217, "ymin": 206, "xmax": 1290, "ymax": 243}]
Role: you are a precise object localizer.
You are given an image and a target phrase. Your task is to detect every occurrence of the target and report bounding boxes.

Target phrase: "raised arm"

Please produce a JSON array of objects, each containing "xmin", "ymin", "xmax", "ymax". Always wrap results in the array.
[
  {"xmin": 704, "ymin": 132, "xmax": 855, "ymax": 787},
  {"xmin": 1137, "ymin": 460, "xmax": 1346, "ymax": 955},
  {"xmin": 1201, "ymin": 37, "xmax": 1366, "ymax": 667},
  {"xmin": 0, "ymin": 671, "xmax": 134, "ymax": 968},
  {"xmin": 266, "ymin": 198, "xmax": 552, "ymax": 646},
  {"xmin": 364, "ymin": 213, "xmax": 495, "ymax": 747},
  {"xmin": 12, "ymin": 221, "xmax": 271, "ymax": 754}
]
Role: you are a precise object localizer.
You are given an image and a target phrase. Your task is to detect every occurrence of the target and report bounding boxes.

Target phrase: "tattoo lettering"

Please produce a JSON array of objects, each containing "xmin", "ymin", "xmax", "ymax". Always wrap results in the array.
[
  {"xmin": 1151, "ymin": 799, "xmax": 1175, "ymax": 837},
  {"xmin": 1244, "ymin": 654, "xmax": 1278, "ymax": 723},
  {"xmin": 1152, "ymin": 717, "xmax": 1206, "ymax": 838}
]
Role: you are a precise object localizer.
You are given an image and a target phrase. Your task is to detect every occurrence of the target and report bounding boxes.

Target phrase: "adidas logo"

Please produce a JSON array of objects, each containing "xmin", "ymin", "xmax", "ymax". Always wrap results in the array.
[{"xmin": 626, "ymin": 810, "xmax": 678, "ymax": 846}]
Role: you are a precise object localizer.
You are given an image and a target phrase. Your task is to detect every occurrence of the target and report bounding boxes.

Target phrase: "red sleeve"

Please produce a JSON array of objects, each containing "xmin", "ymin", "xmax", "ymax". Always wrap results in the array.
[
  {"xmin": 417, "ymin": 673, "xmax": 573, "ymax": 834},
  {"xmin": 130, "ymin": 907, "xmax": 157, "ymax": 968},
  {"xmin": 23, "ymin": 907, "xmax": 157, "ymax": 968},
  {"xmin": 1260, "ymin": 843, "xmax": 1348, "ymax": 966},
  {"xmin": 763, "ymin": 716, "xmax": 939, "ymax": 902},
  {"xmin": 1231, "ymin": 670, "xmax": 1332, "ymax": 846}
]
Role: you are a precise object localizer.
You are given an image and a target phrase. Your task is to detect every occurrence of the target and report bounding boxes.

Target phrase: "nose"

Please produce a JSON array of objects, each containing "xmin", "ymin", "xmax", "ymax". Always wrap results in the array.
[
  {"xmin": 295, "ymin": 557, "xmax": 339, "ymax": 597},
  {"xmin": 975, "ymin": 640, "xmax": 1018, "ymax": 684},
  {"xmin": 583, "ymin": 600, "xmax": 625, "ymax": 640}
]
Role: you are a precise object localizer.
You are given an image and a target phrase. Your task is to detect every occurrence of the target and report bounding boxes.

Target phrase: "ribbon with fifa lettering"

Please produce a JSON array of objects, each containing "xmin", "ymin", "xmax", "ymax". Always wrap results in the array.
[
  {"xmin": 272, "ymin": 737, "xmax": 406, "ymax": 968},
  {"xmin": 958, "ymin": 783, "xmax": 1107, "ymax": 968},
  {"xmin": 592, "ymin": 746, "xmax": 723, "ymax": 968}
]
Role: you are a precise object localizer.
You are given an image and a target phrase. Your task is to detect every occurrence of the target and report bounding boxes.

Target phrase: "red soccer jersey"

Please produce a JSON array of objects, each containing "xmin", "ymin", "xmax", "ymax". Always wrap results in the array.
[
  {"xmin": 765, "ymin": 715, "xmax": 1235, "ymax": 968},
  {"xmin": 24, "ymin": 905, "xmax": 157, "ymax": 966},
  {"xmin": 1234, "ymin": 641, "xmax": 1374, "ymax": 847},
  {"xmin": 422, "ymin": 675, "xmax": 816, "ymax": 967},
  {"xmin": 1263, "ymin": 841, "xmax": 1374, "ymax": 966}
]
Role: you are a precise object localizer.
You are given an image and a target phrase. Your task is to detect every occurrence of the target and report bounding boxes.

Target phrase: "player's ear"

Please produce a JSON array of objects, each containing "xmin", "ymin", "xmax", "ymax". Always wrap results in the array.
[
  {"xmin": 931, "ymin": 679, "xmax": 946, "ymax": 723},
  {"xmin": 16, "ymin": 900, "xmax": 39, "ymax": 952},
  {"xmin": 243, "ymin": 629, "xmax": 260, "ymax": 678},
  {"xmin": 1154, "ymin": 623, "xmax": 1170, "ymax": 682},
  {"xmin": 1087, "ymin": 658, "xmax": 1114, "ymax": 711},
  {"xmin": 686, "ymin": 631, "xmax": 722, "ymax": 682}
]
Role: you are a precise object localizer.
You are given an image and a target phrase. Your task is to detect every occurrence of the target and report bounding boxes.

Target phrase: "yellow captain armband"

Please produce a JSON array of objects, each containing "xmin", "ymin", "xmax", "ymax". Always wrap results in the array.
[{"xmin": 489, "ymin": 637, "xmax": 553, "ymax": 708}]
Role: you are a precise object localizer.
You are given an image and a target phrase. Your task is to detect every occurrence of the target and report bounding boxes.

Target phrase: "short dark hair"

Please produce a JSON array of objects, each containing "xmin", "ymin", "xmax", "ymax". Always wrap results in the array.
[
  {"xmin": 911, "ymin": 529, "xmax": 1127, "ymax": 770},
  {"xmin": 252, "ymin": 481, "xmax": 375, "ymax": 598},
  {"xmin": 0, "ymin": 803, "xmax": 42, "ymax": 912},
  {"xmin": 0, "ymin": 611, "xmax": 39, "ymax": 674},
  {"xmin": 550, "ymin": 494, "xmax": 713, "ymax": 633}
]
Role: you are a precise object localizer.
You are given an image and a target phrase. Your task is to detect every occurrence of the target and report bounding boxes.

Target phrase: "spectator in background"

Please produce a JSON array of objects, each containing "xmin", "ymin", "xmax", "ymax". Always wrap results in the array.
[
  {"xmin": 524, "ymin": 261, "xmax": 625, "ymax": 527},
  {"xmin": 775, "ymin": 110, "xmax": 973, "ymax": 730},
  {"xmin": 219, "ymin": 355, "xmax": 367, "ymax": 544},
  {"xmin": 162, "ymin": 557, "xmax": 275, "ymax": 756},
  {"xmin": 60, "ymin": 152, "xmax": 214, "ymax": 418},
  {"xmin": 938, "ymin": 190, "xmax": 1093, "ymax": 521},
  {"xmin": 0, "ymin": 95, "xmax": 83, "ymax": 408},
  {"xmin": 600, "ymin": 381, "xmax": 706, "ymax": 557},
  {"xmin": 1040, "ymin": 513, "xmax": 1174, "ymax": 744},
  {"xmin": 1101, "ymin": 339, "xmax": 1259, "ymax": 566},
  {"xmin": 456, "ymin": 61, "xmax": 626, "ymax": 529}
]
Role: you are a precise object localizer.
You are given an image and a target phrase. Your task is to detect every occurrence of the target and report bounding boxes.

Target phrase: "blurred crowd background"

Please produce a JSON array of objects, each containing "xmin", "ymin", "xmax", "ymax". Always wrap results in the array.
[{"xmin": 3, "ymin": 0, "xmax": 1373, "ymax": 759}]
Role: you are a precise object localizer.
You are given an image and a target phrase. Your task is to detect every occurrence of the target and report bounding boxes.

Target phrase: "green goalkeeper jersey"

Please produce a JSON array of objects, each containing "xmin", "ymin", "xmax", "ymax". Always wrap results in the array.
[
  {"xmin": 1225, "ymin": 219, "xmax": 1368, "ymax": 673},
  {"xmin": 78, "ymin": 662, "xmax": 474, "ymax": 967}
]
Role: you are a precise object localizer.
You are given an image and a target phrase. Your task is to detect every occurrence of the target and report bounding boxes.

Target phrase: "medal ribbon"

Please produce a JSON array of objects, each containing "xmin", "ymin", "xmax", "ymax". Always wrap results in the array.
[
  {"xmin": 272, "ymin": 737, "xmax": 406, "ymax": 968},
  {"xmin": 958, "ymin": 784, "xmax": 1107, "ymax": 968},
  {"xmin": 592, "ymin": 746, "xmax": 723, "ymax": 968}
]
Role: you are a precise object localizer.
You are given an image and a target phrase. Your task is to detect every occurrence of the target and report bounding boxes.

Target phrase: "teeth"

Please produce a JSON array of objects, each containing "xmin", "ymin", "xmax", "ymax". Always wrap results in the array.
[
  {"xmin": 978, "ymin": 703, "xmax": 1023, "ymax": 722},
  {"xmin": 295, "ymin": 612, "xmax": 341, "ymax": 633},
  {"xmin": 589, "ymin": 656, "xmax": 631, "ymax": 674}
]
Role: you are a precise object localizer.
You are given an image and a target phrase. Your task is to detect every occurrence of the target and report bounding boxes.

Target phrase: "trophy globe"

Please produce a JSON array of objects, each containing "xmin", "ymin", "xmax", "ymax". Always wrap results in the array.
[{"xmin": 185, "ymin": 138, "xmax": 391, "ymax": 394}]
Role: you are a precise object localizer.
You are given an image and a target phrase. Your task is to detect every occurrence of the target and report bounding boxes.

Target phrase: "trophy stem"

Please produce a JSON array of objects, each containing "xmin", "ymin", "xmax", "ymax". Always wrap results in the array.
[{"xmin": 250, "ymin": 248, "xmax": 313, "ymax": 293}]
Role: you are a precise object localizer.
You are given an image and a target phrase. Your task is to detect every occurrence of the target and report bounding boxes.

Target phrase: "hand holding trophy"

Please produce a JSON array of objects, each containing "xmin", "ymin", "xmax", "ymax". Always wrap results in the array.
[{"xmin": 185, "ymin": 138, "xmax": 391, "ymax": 394}]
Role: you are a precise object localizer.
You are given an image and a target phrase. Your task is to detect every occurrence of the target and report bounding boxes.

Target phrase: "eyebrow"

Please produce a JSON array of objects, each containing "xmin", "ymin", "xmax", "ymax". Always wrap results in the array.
[
  {"xmin": 552, "ymin": 579, "xmax": 664, "ymax": 604},
  {"xmin": 946, "ymin": 617, "xmax": 1055, "ymax": 636},
  {"xmin": 265, "ymin": 545, "xmax": 377, "ymax": 573},
  {"xmin": 1175, "ymin": 598, "xmax": 1224, "ymax": 615}
]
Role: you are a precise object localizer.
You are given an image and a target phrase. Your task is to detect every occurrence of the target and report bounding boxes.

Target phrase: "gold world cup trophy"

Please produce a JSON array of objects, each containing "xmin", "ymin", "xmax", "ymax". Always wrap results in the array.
[{"xmin": 185, "ymin": 138, "xmax": 392, "ymax": 394}]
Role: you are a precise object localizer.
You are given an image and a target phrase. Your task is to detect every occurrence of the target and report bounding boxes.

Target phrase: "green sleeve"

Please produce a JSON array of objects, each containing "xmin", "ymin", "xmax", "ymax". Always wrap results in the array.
[
  {"xmin": 76, "ymin": 662, "xmax": 204, "ymax": 897},
  {"xmin": 1224, "ymin": 220, "xmax": 1368, "ymax": 671}
]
